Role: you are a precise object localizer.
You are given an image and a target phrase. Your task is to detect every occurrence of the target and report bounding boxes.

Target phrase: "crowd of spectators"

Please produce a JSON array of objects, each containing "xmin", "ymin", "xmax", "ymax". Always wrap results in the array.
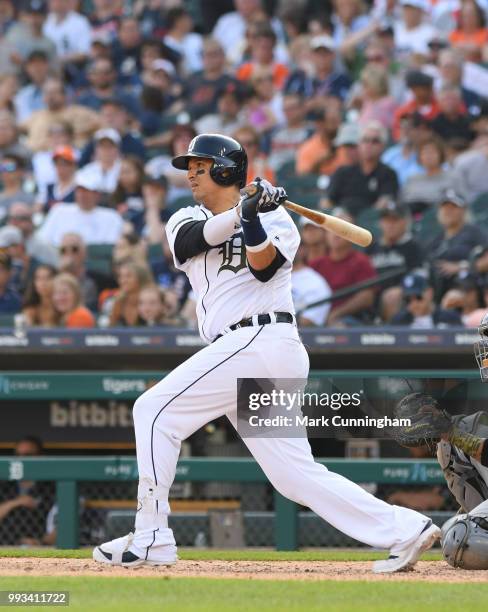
[{"xmin": 0, "ymin": 0, "xmax": 487, "ymax": 330}]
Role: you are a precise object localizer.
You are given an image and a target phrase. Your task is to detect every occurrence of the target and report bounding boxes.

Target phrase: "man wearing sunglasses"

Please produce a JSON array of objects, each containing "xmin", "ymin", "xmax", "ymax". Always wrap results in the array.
[
  {"xmin": 324, "ymin": 121, "xmax": 399, "ymax": 216},
  {"xmin": 391, "ymin": 273, "xmax": 461, "ymax": 327}
]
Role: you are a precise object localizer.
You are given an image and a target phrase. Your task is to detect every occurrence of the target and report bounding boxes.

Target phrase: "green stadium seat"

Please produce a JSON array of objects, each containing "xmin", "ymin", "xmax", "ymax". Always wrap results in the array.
[
  {"xmin": 148, "ymin": 243, "xmax": 163, "ymax": 260},
  {"xmin": 282, "ymin": 174, "xmax": 324, "ymax": 210},
  {"xmin": 169, "ymin": 195, "xmax": 193, "ymax": 211},
  {"xmin": 86, "ymin": 244, "xmax": 114, "ymax": 277},
  {"xmin": 356, "ymin": 208, "xmax": 382, "ymax": 240},
  {"xmin": 412, "ymin": 208, "xmax": 441, "ymax": 243},
  {"xmin": 276, "ymin": 159, "xmax": 297, "ymax": 182},
  {"xmin": 471, "ymin": 192, "xmax": 488, "ymax": 224}
]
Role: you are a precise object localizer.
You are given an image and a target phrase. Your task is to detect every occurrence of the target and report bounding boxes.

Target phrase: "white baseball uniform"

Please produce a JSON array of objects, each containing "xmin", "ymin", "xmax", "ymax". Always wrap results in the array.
[{"xmin": 128, "ymin": 202, "xmax": 431, "ymax": 562}]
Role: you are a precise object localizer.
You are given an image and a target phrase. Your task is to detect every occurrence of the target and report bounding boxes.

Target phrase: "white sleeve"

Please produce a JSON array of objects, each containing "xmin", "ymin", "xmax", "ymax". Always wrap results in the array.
[
  {"xmin": 300, "ymin": 273, "xmax": 332, "ymax": 326},
  {"xmin": 259, "ymin": 207, "xmax": 300, "ymax": 265},
  {"xmin": 37, "ymin": 206, "xmax": 61, "ymax": 246},
  {"xmin": 73, "ymin": 16, "xmax": 92, "ymax": 55},
  {"xmin": 165, "ymin": 206, "xmax": 202, "ymax": 271}
]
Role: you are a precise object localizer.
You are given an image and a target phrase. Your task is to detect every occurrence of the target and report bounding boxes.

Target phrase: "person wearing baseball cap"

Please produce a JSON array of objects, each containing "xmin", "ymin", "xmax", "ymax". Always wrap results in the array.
[
  {"xmin": 394, "ymin": 0, "xmax": 437, "ymax": 59},
  {"xmin": 80, "ymin": 128, "xmax": 122, "ymax": 195},
  {"xmin": 38, "ymin": 145, "xmax": 78, "ymax": 212},
  {"xmin": 391, "ymin": 272, "xmax": 462, "ymax": 327},
  {"xmin": 37, "ymin": 166, "xmax": 124, "ymax": 246},
  {"xmin": 284, "ymin": 34, "xmax": 350, "ymax": 103},
  {"xmin": 429, "ymin": 188, "xmax": 488, "ymax": 297},
  {"xmin": 367, "ymin": 198, "xmax": 425, "ymax": 321},
  {"xmin": 392, "ymin": 70, "xmax": 440, "ymax": 140}
]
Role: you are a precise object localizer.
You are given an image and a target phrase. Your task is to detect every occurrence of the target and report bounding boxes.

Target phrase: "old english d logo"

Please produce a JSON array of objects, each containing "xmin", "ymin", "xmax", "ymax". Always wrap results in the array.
[{"xmin": 218, "ymin": 232, "xmax": 247, "ymax": 274}]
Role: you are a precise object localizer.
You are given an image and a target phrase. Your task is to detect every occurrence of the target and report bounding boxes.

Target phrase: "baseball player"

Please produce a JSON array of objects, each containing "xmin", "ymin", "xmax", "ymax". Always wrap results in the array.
[
  {"xmin": 393, "ymin": 316, "xmax": 488, "ymax": 569},
  {"xmin": 93, "ymin": 134, "xmax": 439, "ymax": 573}
]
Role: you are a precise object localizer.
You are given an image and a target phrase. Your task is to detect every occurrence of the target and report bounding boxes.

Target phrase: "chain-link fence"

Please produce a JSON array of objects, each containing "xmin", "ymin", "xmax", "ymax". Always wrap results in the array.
[{"xmin": 0, "ymin": 476, "xmax": 457, "ymax": 548}]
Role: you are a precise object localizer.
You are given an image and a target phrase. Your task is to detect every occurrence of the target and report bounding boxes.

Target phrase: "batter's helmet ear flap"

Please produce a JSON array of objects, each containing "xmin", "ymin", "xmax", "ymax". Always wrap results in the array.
[{"xmin": 171, "ymin": 134, "xmax": 248, "ymax": 189}]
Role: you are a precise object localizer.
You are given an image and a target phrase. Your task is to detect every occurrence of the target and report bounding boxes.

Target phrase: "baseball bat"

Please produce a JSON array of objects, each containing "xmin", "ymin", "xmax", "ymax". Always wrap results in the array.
[{"xmin": 243, "ymin": 185, "xmax": 373, "ymax": 248}]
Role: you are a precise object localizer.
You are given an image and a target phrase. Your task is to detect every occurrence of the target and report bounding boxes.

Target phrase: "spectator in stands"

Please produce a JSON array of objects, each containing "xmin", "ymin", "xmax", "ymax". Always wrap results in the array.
[
  {"xmin": 436, "ymin": 48, "xmax": 480, "ymax": 110},
  {"xmin": 451, "ymin": 133, "xmax": 488, "ymax": 202},
  {"xmin": 236, "ymin": 24, "xmax": 288, "ymax": 90},
  {"xmin": 0, "ymin": 436, "xmax": 54, "ymax": 546},
  {"xmin": 356, "ymin": 64, "xmax": 397, "ymax": 131},
  {"xmin": 7, "ymin": 202, "xmax": 58, "ymax": 267},
  {"xmin": 391, "ymin": 273, "xmax": 462, "ymax": 327},
  {"xmin": 0, "ymin": 224, "xmax": 32, "ymax": 294},
  {"xmin": 393, "ymin": 0, "xmax": 437, "ymax": 60},
  {"xmin": 367, "ymin": 200, "xmax": 425, "ymax": 322},
  {"xmin": 31, "ymin": 120, "xmax": 75, "ymax": 193},
  {"xmin": 163, "ymin": 7, "xmax": 203, "ymax": 76},
  {"xmin": 449, "ymin": 0, "xmax": 488, "ymax": 59},
  {"xmin": 285, "ymin": 35, "xmax": 350, "ymax": 105},
  {"xmin": 58, "ymin": 233, "xmax": 100, "ymax": 312},
  {"xmin": 381, "ymin": 113, "xmax": 427, "ymax": 186},
  {"xmin": 292, "ymin": 241, "xmax": 332, "ymax": 326},
  {"xmin": 145, "ymin": 123, "xmax": 196, "ymax": 206},
  {"xmin": 295, "ymin": 106, "xmax": 344, "ymax": 177},
  {"xmin": 0, "ymin": 251, "xmax": 20, "ymax": 314},
  {"xmin": 80, "ymin": 98, "xmax": 145, "ymax": 166},
  {"xmin": 195, "ymin": 84, "xmax": 247, "ymax": 137},
  {"xmin": 184, "ymin": 38, "xmax": 238, "ymax": 121},
  {"xmin": 309, "ymin": 208, "xmax": 377, "ymax": 325},
  {"xmin": 22, "ymin": 263, "xmax": 57, "ymax": 327},
  {"xmin": 0, "ymin": 154, "xmax": 34, "ymax": 214},
  {"xmin": 441, "ymin": 272, "xmax": 483, "ymax": 326},
  {"xmin": 233, "ymin": 125, "xmax": 275, "ymax": 184},
  {"xmin": 21, "ymin": 77, "xmax": 100, "ymax": 152},
  {"xmin": 241, "ymin": 67, "xmax": 281, "ymax": 134},
  {"xmin": 38, "ymin": 167, "xmax": 124, "ymax": 245},
  {"xmin": 112, "ymin": 156, "xmax": 145, "ymax": 231},
  {"xmin": 6, "ymin": 1, "xmax": 56, "ymax": 66},
  {"xmin": 89, "ymin": 0, "xmax": 121, "ymax": 43},
  {"xmin": 325, "ymin": 121, "xmax": 398, "ymax": 216},
  {"xmin": 109, "ymin": 260, "xmax": 152, "ymax": 326},
  {"xmin": 36, "ymin": 145, "xmax": 77, "ymax": 213},
  {"xmin": 141, "ymin": 171, "xmax": 172, "ymax": 240},
  {"xmin": 13, "ymin": 50, "xmax": 50, "ymax": 124},
  {"xmin": 112, "ymin": 16, "xmax": 143, "ymax": 87},
  {"xmin": 76, "ymin": 57, "xmax": 139, "ymax": 116},
  {"xmin": 268, "ymin": 93, "xmax": 310, "ymax": 172},
  {"xmin": 213, "ymin": 0, "xmax": 283, "ymax": 63},
  {"xmin": 0, "ymin": 110, "xmax": 30, "ymax": 161},
  {"xmin": 137, "ymin": 284, "xmax": 183, "ymax": 327},
  {"xmin": 52, "ymin": 272, "xmax": 95, "ymax": 328},
  {"xmin": 429, "ymin": 189, "xmax": 488, "ymax": 298},
  {"xmin": 401, "ymin": 137, "xmax": 453, "ymax": 212},
  {"xmin": 430, "ymin": 85, "xmax": 473, "ymax": 143},
  {"xmin": 43, "ymin": 0, "xmax": 92, "ymax": 66},
  {"xmin": 461, "ymin": 276, "xmax": 488, "ymax": 327},
  {"xmin": 82, "ymin": 128, "xmax": 122, "ymax": 195},
  {"xmin": 392, "ymin": 71, "xmax": 440, "ymax": 141}
]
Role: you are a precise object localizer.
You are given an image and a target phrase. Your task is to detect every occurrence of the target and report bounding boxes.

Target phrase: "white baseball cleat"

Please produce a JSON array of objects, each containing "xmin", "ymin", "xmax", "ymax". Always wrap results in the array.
[
  {"xmin": 93, "ymin": 532, "xmax": 177, "ymax": 568},
  {"xmin": 372, "ymin": 521, "xmax": 441, "ymax": 574}
]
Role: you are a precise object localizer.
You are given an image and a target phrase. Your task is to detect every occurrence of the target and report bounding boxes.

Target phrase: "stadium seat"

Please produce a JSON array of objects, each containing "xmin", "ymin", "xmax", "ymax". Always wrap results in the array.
[
  {"xmin": 0, "ymin": 314, "xmax": 14, "ymax": 328},
  {"xmin": 356, "ymin": 208, "xmax": 382, "ymax": 240},
  {"xmin": 169, "ymin": 195, "xmax": 192, "ymax": 211},
  {"xmin": 282, "ymin": 174, "xmax": 324, "ymax": 210},
  {"xmin": 86, "ymin": 244, "xmax": 114, "ymax": 277},
  {"xmin": 412, "ymin": 208, "xmax": 441, "ymax": 243},
  {"xmin": 276, "ymin": 159, "xmax": 297, "ymax": 182},
  {"xmin": 471, "ymin": 192, "xmax": 488, "ymax": 224}
]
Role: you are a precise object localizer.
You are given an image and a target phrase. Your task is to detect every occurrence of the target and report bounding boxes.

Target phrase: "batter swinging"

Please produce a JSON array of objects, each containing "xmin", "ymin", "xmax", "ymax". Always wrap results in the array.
[{"xmin": 93, "ymin": 134, "xmax": 440, "ymax": 573}]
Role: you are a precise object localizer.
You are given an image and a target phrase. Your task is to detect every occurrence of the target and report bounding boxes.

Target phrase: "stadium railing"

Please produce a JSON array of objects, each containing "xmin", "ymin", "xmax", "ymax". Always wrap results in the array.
[{"xmin": 0, "ymin": 457, "xmax": 445, "ymax": 551}]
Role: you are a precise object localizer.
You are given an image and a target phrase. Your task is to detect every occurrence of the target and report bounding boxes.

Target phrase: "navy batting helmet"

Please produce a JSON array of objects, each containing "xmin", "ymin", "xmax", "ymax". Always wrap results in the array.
[{"xmin": 171, "ymin": 134, "xmax": 248, "ymax": 189}]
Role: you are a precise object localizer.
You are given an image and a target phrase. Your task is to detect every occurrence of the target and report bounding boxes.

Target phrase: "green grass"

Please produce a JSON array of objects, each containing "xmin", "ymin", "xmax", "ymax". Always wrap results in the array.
[
  {"xmin": 0, "ymin": 547, "xmax": 443, "ymax": 562},
  {"xmin": 0, "ymin": 577, "xmax": 486, "ymax": 612}
]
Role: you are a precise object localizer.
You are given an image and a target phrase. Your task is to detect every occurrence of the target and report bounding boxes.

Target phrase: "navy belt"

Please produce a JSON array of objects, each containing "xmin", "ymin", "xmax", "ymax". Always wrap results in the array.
[{"xmin": 213, "ymin": 312, "xmax": 295, "ymax": 342}]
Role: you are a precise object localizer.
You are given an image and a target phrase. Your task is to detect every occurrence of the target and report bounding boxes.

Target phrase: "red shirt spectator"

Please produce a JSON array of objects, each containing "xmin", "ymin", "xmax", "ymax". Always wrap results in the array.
[{"xmin": 392, "ymin": 71, "xmax": 440, "ymax": 141}]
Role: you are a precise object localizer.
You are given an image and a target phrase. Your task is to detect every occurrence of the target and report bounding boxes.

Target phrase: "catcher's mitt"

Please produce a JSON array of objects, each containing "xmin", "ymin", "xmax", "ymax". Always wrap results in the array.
[{"xmin": 393, "ymin": 392, "xmax": 452, "ymax": 450}]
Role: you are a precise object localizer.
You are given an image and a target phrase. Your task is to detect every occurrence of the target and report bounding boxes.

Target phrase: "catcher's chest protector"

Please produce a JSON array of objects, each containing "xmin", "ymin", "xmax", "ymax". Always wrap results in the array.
[{"xmin": 437, "ymin": 412, "xmax": 488, "ymax": 512}]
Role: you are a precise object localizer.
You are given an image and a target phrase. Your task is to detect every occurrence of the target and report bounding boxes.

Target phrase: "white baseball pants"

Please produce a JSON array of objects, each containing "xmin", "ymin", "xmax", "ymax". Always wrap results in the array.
[{"xmin": 130, "ymin": 323, "xmax": 429, "ymax": 560}]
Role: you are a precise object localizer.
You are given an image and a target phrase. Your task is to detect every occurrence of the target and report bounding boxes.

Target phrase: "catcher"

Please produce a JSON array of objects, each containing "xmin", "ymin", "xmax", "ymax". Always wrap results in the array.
[{"xmin": 393, "ymin": 313, "xmax": 488, "ymax": 569}]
